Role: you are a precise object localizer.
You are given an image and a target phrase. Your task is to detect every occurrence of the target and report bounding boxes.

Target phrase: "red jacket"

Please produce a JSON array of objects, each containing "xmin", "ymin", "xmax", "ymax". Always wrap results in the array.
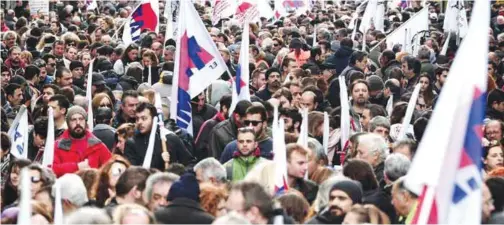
[{"xmin": 52, "ymin": 130, "xmax": 112, "ymax": 177}]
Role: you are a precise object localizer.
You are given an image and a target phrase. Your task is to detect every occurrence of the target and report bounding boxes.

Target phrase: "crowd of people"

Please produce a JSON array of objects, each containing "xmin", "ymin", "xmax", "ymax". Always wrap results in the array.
[{"xmin": 0, "ymin": 0, "xmax": 504, "ymax": 224}]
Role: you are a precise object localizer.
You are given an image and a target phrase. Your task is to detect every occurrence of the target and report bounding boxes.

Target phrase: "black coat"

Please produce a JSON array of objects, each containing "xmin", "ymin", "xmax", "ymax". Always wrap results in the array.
[
  {"xmin": 255, "ymin": 86, "xmax": 274, "ymax": 101},
  {"xmin": 208, "ymin": 117, "xmax": 239, "ymax": 159},
  {"xmin": 192, "ymin": 103, "xmax": 217, "ymax": 137},
  {"xmin": 154, "ymin": 198, "xmax": 214, "ymax": 224},
  {"xmin": 363, "ymin": 189, "xmax": 397, "ymax": 224},
  {"xmin": 118, "ymin": 75, "xmax": 138, "ymax": 92},
  {"xmin": 124, "ymin": 130, "xmax": 195, "ymax": 170},
  {"xmin": 324, "ymin": 46, "xmax": 354, "ymax": 76},
  {"xmin": 93, "ymin": 124, "xmax": 116, "ymax": 152},
  {"xmin": 293, "ymin": 178, "xmax": 319, "ymax": 205},
  {"xmin": 194, "ymin": 114, "xmax": 226, "ymax": 161},
  {"xmin": 305, "ymin": 208, "xmax": 345, "ymax": 224}
]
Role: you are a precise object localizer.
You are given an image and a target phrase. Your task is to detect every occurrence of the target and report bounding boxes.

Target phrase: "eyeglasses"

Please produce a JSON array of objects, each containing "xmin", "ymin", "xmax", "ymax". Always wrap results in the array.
[
  {"xmin": 273, "ymin": 43, "xmax": 279, "ymax": 47},
  {"xmin": 244, "ymin": 120, "xmax": 262, "ymax": 126},
  {"xmin": 100, "ymin": 104, "xmax": 112, "ymax": 108},
  {"xmin": 48, "ymin": 63, "xmax": 56, "ymax": 67},
  {"xmin": 31, "ymin": 176, "xmax": 42, "ymax": 183}
]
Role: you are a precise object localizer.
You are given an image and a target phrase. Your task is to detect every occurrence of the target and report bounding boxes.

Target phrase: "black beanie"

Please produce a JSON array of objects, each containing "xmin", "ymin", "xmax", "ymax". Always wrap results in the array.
[
  {"xmin": 330, "ymin": 180, "xmax": 364, "ymax": 204},
  {"xmin": 166, "ymin": 173, "xmax": 200, "ymax": 202},
  {"xmin": 70, "ymin": 61, "xmax": 84, "ymax": 71}
]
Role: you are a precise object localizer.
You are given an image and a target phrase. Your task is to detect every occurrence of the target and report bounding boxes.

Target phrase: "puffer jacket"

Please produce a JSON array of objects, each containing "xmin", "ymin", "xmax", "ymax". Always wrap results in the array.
[{"xmin": 52, "ymin": 130, "xmax": 112, "ymax": 177}]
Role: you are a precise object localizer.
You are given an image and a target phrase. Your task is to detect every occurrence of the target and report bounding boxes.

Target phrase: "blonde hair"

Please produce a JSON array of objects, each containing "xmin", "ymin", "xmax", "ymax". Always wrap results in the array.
[
  {"xmin": 20, "ymin": 51, "xmax": 33, "ymax": 64},
  {"xmin": 91, "ymin": 93, "xmax": 114, "ymax": 112},
  {"xmin": 244, "ymin": 160, "xmax": 276, "ymax": 195},
  {"xmin": 346, "ymin": 204, "xmax": 391, "ymax": 224},
  {"xmin": 142, "ymin": 49, "xmax": 159, "ymax": 66},
  {"xmin": 112, "ymin": 204, "xmax": 156, "ymax": 224}
]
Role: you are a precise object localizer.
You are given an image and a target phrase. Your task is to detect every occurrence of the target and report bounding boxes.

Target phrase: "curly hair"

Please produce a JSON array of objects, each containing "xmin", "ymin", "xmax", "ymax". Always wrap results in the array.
[{"xmin": 199, "ymin": 183, "xmax": 228, "ymax": 217}]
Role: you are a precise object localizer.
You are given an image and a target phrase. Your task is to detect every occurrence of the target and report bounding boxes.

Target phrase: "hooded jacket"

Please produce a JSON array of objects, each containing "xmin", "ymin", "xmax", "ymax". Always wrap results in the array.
[
  {"xmin": 52, "ymin": 130, "xmax": 112, "ymax": 177},
  {"xmin": 324, "ymin": 46, "xmax": 354, "ymax": 76},
  {"xmin": 194, "ymin": 112, "xmax": 226, "ymax": 161}
]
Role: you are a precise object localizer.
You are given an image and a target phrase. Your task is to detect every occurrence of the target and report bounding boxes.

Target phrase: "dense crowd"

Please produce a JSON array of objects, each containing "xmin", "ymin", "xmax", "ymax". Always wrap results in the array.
[{"xmin": 1, "ymin": 0, "xmax": 504, "ymax": 224}]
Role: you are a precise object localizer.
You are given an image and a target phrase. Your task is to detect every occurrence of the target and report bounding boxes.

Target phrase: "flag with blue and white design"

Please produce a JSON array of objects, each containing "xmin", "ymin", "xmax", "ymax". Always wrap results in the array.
[
  {"xmin": 7, "ymin": 105, "xmax": 29, "ymax": 159},
  {"xmin": 404, "ymin": 0, "xmax": 489, "ymax": 224},
  {"xmin": 170, "ymin": 0, "xmax": 230, "ymax": 136},
  {"xmin": 229, "ymin": 20, "xmax": 251, "ymax": 115},
  {"xmin": 122, "ymin": 0, "xmax": 159, "ymax": 45}
]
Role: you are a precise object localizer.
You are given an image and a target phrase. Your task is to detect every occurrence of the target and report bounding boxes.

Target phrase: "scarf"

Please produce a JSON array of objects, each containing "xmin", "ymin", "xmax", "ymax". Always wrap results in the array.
[{"xmin": 231, "ymin": 147, "xmax": 261, "ymax": 181}]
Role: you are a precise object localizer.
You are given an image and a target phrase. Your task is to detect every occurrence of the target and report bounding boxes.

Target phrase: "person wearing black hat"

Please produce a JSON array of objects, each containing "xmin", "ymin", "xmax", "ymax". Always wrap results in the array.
[
  {"xmin": 306, "ymin": 180, "xmax": 363, "ymax": 224},
  {"xmin": 70, "ymin": 61, "xmax": 85, "ymax": 90},
  {"xmin": 486, "ymin": 89, "xmax": 504, "ymax": 121},
  {"xmin": 92, "ymin": 107, "xmax": 116, "ymax": 151},
  {"xmin": 154, "ymin": 172, "xmax": 214, "ymax": 224},
  {"xmin": 256, "ymin": 68, "xmax": 282, "ymax": 101},
  {"xmin": 91, "ymin": 72, "xmax": 107, "ymax": 96}
]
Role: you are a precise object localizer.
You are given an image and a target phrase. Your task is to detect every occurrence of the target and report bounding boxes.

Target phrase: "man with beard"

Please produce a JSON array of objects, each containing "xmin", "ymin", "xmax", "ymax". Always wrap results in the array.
[
  {"xmin": 3, "ymin": 83, "xmax": 24, "ymax": 120},
  {"xmin": 4, "ymin": 46, "xmax": 26, "ymax": 73},
  {"xmin": 401, "ymin": 56, "xmax": 422, "ymax": 92},
  {"xmin": 256, "ymin": 68, "xmax": 282, "ymax": 101},
  {"xmin": 280, "ymin": 107, "xmax": 302, "ymax": 134},
  {"xmin": 55, "ymin": 67, "xmax": 85, "ymax": 96},
  {"xmin": 306, "ymin": 180, "xmax": 363, "ymax": 224},
  {"xmin": 124, "ymin": 102, "xmax": 195, "ymax": 170},
  {"xmin": 219, "ymin": 104, "xmax": 273, "ymax": 164},
  {"xmin": 433, "ymin": 66, "xmax": 448, "ymax": 95},
  {"xmin": 223, "ymin": 128, "xmax": 269, "ymax": 181},
  {"xmin": 191, "ymin": 92, "xmax": 217, "ymax": 136},
  {"xmin": 378, "ymin": 50, "xmax": 401, "ymax": 80},
  {"xmin": 350, "ymin": 80, "xmax": 370, "ymax": 131},
  {"xmin": 366, "ymin": 75, "xmax": 385, "ymax": 105},
  {"xmin": 42, "ymin": 54, "xmax": 57, "ymax": 78},
  {"xmin": 194, "ymin": 94, "xmax": 232, "ymax": 161},
  {"xmin": 52, "ymin": 106, "xmax": 112, "ymax": 177}
]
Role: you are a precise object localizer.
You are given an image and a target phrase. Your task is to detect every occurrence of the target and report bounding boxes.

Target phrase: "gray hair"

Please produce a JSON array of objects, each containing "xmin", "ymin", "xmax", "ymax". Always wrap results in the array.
[
  {"xmin": 194, "ymin": 157, "xmax": 227, "ymax": 182},
  {"xmin": 165, "ymin": 45, "xmax": 176, "ymax": 52},
  {"xmin": 369, "ymin": 116, "xmax": 391, "ymax": 132},
  {"xmin": 65, "ymin": 207, "xmax": 112, "ymax": 224},
  {"xmin": 417, "ymin": 45, "xmax": 431, "ymax": 60},
  {"xmin": 307, "ymin": 137, "xmax": 327, "ymax": 164},
  {"xmin": 384, "ymin": 153, "xmax": 410, "ymax": 182},
  {"xmin": 73, "ymin": 95, "xmax": 88, "ymax": 111},
  {"xmin": 54, "ymin": 173, "xmax": 88, "ymax": 207},
  {"xmin": 312, "ymin": 176, "xmax": 351, "ymax": 212},
  {"xmin": 144, "ymin": 172, "xmax": 179, "ymax": 201},
  {"xmin": 319, "ymin": 28, "xmax": 332, "ymax": 41},
  {"xmin": 212, "ymin": 211, "xmax": 251, "ymax": 225},
  {"xmin": 358, "ymin": 133, "xmax": 389, "ymax": 164},
  {"xmin": 497, "ymin": 33, "xmax": 504, "ymax": 43}
]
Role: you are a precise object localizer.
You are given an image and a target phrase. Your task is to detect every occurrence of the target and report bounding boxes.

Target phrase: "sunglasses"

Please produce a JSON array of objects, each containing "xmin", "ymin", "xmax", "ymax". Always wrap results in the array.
[
  {"xmin": 244, "ymin": 120, "xmax": 262, "ymax": 126},
  {"xmin": 31, "ymin": 176, "xmax": 42, "ymax": 183},
  {"xmin": 273, "ymin": 43, "xmax": 279, "ymax": 47},
  {"xmin": 100, "ymin": 104, "xmax": 112, "ymax": 108}
]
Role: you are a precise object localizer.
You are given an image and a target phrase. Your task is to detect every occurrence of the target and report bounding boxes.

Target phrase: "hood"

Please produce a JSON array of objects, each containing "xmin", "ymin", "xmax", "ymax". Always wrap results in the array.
[
  {"xmin": 119, "ymin": 74, "xmax": 139, "ymax": 85},
  {"xmin": 334, "ymin": 46, "xmax": 354, "ymax": 58},
  {"xmin": 93, "ymin": 124, "xmax": 116, "ymax": 132}
]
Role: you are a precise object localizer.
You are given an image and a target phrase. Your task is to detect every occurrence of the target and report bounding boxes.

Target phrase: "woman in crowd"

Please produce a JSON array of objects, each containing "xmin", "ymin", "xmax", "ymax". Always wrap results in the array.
[
  {"xmin": 1, "ymin": 158, "xmax": 31, "ymax": 208},
  {"xmin": 199, "ymin": 183, "xmax": 228, "ymax": 218},
  {"xmin": 483, "ymin": 144, "xmax": 504, "ymax": 174},
  {"xmin": 416, "ymin": 73, "xmax": 437, "ymax": 110},
  {"xmin": 93, "ymin": 155, "xmax": 131, "ymax": 207}
]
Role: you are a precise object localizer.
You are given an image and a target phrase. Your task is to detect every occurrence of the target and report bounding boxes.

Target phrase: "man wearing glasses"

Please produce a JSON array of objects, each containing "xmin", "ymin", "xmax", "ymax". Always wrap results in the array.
[{"xmin": 219, "ymin": 104, "xmax": 273, "ymax": 164}]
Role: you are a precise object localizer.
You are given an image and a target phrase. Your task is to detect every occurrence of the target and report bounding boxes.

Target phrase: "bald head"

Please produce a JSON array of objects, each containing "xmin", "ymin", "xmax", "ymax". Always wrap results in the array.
[{"xmin": 301, "ymin": 91, "xmax": 317, "ymax": 112}]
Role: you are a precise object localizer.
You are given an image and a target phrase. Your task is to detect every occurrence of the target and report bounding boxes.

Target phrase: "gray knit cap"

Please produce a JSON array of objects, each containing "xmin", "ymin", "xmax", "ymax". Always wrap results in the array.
[{"xmin": 66, "ymin": 105, "xmax": 88, "ymax": 123}]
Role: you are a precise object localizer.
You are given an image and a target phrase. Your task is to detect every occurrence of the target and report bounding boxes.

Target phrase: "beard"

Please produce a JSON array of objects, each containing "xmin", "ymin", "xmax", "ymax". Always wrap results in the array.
[
  {"xmin": 270, "ymin": 80, "xmax": 281, "ymax": 89},
  {"xmin": 70, "ymin": 125, "xmax": 86, "ymax": 138}
]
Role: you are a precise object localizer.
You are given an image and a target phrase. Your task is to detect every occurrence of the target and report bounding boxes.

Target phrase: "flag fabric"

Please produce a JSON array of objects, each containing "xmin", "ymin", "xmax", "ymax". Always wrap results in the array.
[
  {"xmin": 122, "ymin": 0, "xmax": 160, "ymax": 45},
  {"xmin": 53, "ymin": 181, "xmax": 63, "ymax": 225},
  {"xmin": 312, "ymin": 24, "xmax": 317, "ymax": 47},
  {"xmin": 17, "ymin": 169, "xmax": 31, "ymax": 225},
  {"xmin": 443, "ymin": 0, "xmax": 468, "ymax": 39},
  {"xmin": 339, "ymin": 76, "xmax": 350, "ymax": 154},
  {"xmin": 273, "ymin": 0, "xmax": 287, "ymax": 20},
  {"xmin": 235, "ymin": 0, "xmax": 274, "ymax": 23},
  {"xmin": 297, "ymin": 107, "xmax": 308, "ymax": 148},
  {"xmin": 170, "ymin": 0, "xmax": 230, "ymax": 136},
  {"xmin": 86, "ymin": 60, "xmax": 94, "ymax": 130},
  {"xmin": 360, "ymin": 0, "xmax": 386, "ymax": 33},
  {"xmin": 385, "ymin": 6, "xmax": 428, "ymax": 55},
  {"xmin": 440, "ymin": 32, "xmax": 452, "ymax": 56},
  {"xmin": 42, "ymin": 107, "xmax": 55, "ymax": 167},
  {"xmin": 273, "ymin": 105, "xmax": 288, "ymax": 195},
  {"xmin": 405, "ymin": 0, "xmax": 489, "ymax": 224},
  {"xmin": 386, "ymin": 95, "xmax": 394, "ymax": 118},
  {"xmin": 142, "ymin": 116, "xmax": 159, "ymax": 168},
  {"xmin": 323, "ymin": 112, "xmax": 329, "ymax": 156},
  {"xmin": 211, "ymin": 0, "xmax": 237, "ymax": 25},
  {"xmin": 229, "ymin": 20, "xmax": 251, "ymax": 114},
  {"xmin": 86, "ymin": 0, "xmax": 98, "ymax": 10},
  {"xmin": 164, "ymin": 0, "xmax": 179, "ymax": 41},
  {"xmin": 397, "ymin": 83, "xmax": 420, "ymax": 141},
  {"xmin": 8, "ymin": 105, "xmax": 29, "ymax": 159}
]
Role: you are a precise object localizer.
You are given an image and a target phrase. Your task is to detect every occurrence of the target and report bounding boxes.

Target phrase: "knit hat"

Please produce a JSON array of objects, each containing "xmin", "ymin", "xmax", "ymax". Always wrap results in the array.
[
  {"xmin": 330, "ymin": 180, "xmax": 363, "ymax": 204},
  {"xmin": 366, "ymin": 75, "xmax": 384, "ymax": 92},
  {"xmin": 66, "ymin": 105, "xmax": 88, "ymax": 123},
  {"xmin": 70, "ymin": 61, "xmax": 84, "ymax": 71},
  {"xmin": 166, "ymin": 173, "xmax": 200, "ymax": 202}
]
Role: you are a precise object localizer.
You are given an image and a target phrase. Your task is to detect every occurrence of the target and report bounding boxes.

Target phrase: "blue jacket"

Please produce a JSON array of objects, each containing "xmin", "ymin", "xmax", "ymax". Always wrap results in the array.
[{"xmin": 324, "ymin": 46, "xmax": 354, "ymax": 76}]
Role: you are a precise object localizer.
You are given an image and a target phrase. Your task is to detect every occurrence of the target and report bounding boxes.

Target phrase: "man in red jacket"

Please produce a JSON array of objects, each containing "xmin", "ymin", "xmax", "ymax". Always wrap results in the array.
[{"xmin": 52, "ymin": 106, "xmax": 112, "ymax": 177}]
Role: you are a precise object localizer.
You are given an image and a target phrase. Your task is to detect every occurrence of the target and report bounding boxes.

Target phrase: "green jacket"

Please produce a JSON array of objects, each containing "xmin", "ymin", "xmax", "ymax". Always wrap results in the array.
[{"xmin": 224, "ymin": 155, "xmax": 268, "ymax": 182}]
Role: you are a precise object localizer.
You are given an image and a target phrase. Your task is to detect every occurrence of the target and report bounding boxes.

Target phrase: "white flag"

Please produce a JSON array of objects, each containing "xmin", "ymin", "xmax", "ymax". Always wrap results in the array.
[
  {"xmin": 17, "ymin": 169, "xmax": 31, "ymax": 225},
  {"xmin": 322, "ymin": 112, "xmax": 329, "ymax": 156},
  {"xmin": 122, "ymin": 0, "xmax": 160, "ymax": 45},
  {"xmin": 8, "ymin": 105, "xmax": 29, "ymax": 159},
  {"xmin": 339, "ymin": 76, "xmax": 350, "ymax": 152},
  {"xmin": 297, "ymin": 108, "xmax": 309, "ymax": 148},
  {"xmin": 385, "ymin": 7, "xmax": 428, "ymax": 56},
  {"xmin": 42, "ymin": 107, "xmax": 55, "ymax": 167},
  {"xmin": 397, "ymin": 83, "xmax": 420, "ymax": 141},
  {"xmin": 86, "ymin": 60, "xmax": 94, "ymax": 130},
  {"xmin": 142, "ymin": 117, "xmax": 159, "ymax": 168},
  {"xmin": 212, "ymin": 0, "xmax": 237, "ymax": 25},
  {"xmin": 273, "ymin": 105, "xmax": 288, "ymax": 194},
  {"xmin": 443, "ymin": 0, "xmax": 468, "ymax": 38},
  {"xmin": 53, "ymin": 181, "xmax": 63, "ymax": 225},
  {"xmin": 86, "ymin": 0, "xmax": 98, "ymax": 10},
  {"xmin": 229, "ymin": 20, "xmax": 251, "ymax": 114}
]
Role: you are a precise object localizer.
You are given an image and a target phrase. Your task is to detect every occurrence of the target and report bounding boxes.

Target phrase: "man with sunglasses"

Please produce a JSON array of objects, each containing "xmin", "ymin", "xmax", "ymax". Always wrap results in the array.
[
  {"xmin": 223, "ymin": 127, "xmax": 269, "ymax": 182},
  {"xmin": 219, "ymin": 104, "xmax": 273, "ymax": 164}
]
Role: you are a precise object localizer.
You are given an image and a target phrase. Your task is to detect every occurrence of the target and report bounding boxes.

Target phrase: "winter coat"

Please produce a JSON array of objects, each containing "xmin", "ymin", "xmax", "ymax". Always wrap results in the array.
[
  {"xmin": 224, "ymin": 154, "xmax": 268, "ymax": 182},
  {"xmin": 208, "ymin": 116, "xmax": 239, "ymax": 159},
  {"xmin": 194, "ymin": 112, "xmax": 226, "ymax": 161},
  {"xmin": 124, "ymin": 129, "xmax": 195, "ymax": 170},
  {"xmin": 324, "ymin": 46, "xmax": 354, "ymax": 76},
  {"xmin": 112, "ymin": 109, "xmax": 136, "ymax": 129},
  {"xmin": 305, "ymin": 208, "xmax": 345, "ymax": 224},
  {"xmin": 486, "ymin": 107, "xmax": 504, "ymax": 121},
  {"xmin": 363, "ymin": 188, "xmax": 397, "ymax": 224},
  {"xmin": 219, "ymin": 138, "xmax": 273, "ymax": 164},
  {"xmin": 52, "ymin": 130, "xmax": 112, "ymax": 177},
  {"xmin": 192, "ymin": 103, "xmax": 218, "ymax": 136},
  {"xmin": 256, "ymin": 85, "xmax": 274, "ymax": 101},
  {"xmin": 154, "ymin": 198, "xmax": 215, "ymax": 224},
  {"xmin": 92, "ymin": 124, "xmax": 116, "ymax": 152},
  {"xmin": 380, "ymin": 59, "xmax": 402, "ymax": 81},
  {"xmin": 292, "ymin": 178, "xmax": 319, "ymax": 205}
]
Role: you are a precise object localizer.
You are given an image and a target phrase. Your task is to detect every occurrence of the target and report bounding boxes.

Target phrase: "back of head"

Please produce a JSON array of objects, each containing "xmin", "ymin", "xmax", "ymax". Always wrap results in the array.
[
  {"xmin": 54, "ymin": 173, "xmax": 88, "ymax": 207},
  {"xmin": 194, "ymin": 157, "xmax": 227, "ymax": 183},
  {"xmin": 65, "ymin": 207, "xmax": 111, "ymax": 224},
  {"xmin": 115, "ymin": 166, "xmax": 151, "ymax": 197},
  {"xmin": 230, "ymin": 181, "xmax": 274, "ymax": 218},
  {"xmin": 342, "ymin": 159, "xmax": 379, "ymax": 191},
  {"xmin": 384, "ymin": 153, "xmax": 410, "ymax": 183},
  {"xmin": 234, "ymin": 100, "xmax": 252, "ymax": 117},
  {"xmin": 212, "ymin": 211, "xmax": 251, "ymax": 225}
]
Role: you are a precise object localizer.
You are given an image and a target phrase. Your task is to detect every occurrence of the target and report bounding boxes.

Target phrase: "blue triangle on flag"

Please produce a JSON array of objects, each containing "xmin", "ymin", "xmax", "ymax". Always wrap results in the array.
[{"xmin": 452, "ymin": 183, "xmax": 467, "ymax": 204}]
